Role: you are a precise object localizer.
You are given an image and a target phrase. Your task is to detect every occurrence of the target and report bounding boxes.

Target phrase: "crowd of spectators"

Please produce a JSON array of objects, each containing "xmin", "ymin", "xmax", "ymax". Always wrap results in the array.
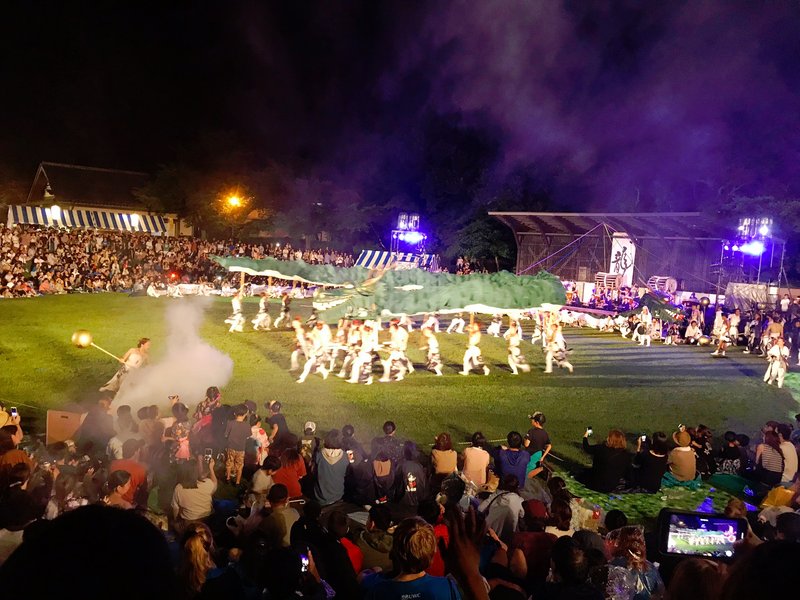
[
  {"xmin": 1, "ymin": 398, "xmax": 799, "ymax": 599},
  {"xmin": 0, "ymin": 224, "xmax": 355, "ymax": 298}
]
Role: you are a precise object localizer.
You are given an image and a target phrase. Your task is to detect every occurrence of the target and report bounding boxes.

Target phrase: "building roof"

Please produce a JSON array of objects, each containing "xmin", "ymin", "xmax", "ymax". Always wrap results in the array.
[
  {"xmin": 25, "ymin": 162, "xmax": 151, "ymax": 211},
  {"xmin": 488, "ymin": 211, "xmax": 727, "ymax": 241}
]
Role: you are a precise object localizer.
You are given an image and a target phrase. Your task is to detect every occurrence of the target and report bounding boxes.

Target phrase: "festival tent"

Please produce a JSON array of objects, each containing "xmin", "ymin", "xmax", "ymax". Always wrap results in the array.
[
  {"xmin": 621, "ymin": 293, "xmax": 683, "ymax": 322},
  {"xmin": 356, "ymin": 250, "xmax": 437, "ymax": 271},
  {"xmin": 211, "ymin": 255, "xmax": 566, "ymax": 320}
]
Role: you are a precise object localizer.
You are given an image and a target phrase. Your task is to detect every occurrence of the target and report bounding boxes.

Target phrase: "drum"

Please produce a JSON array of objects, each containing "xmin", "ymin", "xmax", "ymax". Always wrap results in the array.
[
  {"xmin": 636, "ymin": 323, "xmax": 647, "ymax": 336},
  {"xmin": 595, "ymin": 272, "xmax": 623, "ymax": 290},
  {"xmin": 647, "ymin": 276, "xmax": 678, "ymax": 295}
]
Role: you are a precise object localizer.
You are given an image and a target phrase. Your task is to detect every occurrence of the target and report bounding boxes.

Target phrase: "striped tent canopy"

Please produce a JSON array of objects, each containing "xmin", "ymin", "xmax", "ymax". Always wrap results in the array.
[
  {"xmin": 7, "ymin": 204, "xmax": 166, "ymax": 234},
  {"xmin": 356, "ymin": 250, "xmax": 437, "ymax": 271}
]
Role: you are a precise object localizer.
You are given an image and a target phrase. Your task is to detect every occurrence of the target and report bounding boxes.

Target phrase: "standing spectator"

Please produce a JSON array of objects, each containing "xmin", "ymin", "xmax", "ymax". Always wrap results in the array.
[
  {"xmin": 109, "ymin": 438, "xmax": 148, "ymax": 506},
  {"xmin": 266, "ymin": 401, "xmax": 291, "ymax": 451},
  {"xmin": 224, "ymin": 404, "xmax": 251, "ymax": 485},
  {"xmin": 77, "ymin": 397, "xmax": 116, "ymax": 458},
  {"xmin": 524, "ymin": 411, "xmax": 552, "ymax": 463},
  {"xmin": 362, "ymin": 517, "xmax": 462, "ymax": 600},
  {"xmin": 579, "ymin": 428, "xmax": 631, "ymax": 493},
  {"xmin": 461, "ymin": 432, "xmax": 491, "ymax": 487},
  {"xmin": 371, "ymin": 421, "xmax": 404, "ymax": 466},
  {"xmin": 314, "ymin": 430, "xmax": 349, "ymax": 506}
]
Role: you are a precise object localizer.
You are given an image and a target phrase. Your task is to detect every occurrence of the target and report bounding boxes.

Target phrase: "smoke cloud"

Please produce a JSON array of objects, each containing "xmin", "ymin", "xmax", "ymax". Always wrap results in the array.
[{"xmin": 114, "ymin": 298, "xmax": 234, "ymax": 412}]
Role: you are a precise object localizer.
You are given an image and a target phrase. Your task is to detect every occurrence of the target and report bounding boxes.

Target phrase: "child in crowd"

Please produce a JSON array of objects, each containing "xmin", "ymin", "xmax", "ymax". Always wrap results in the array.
[{"xmin": 224, "ymin": 404, "xmax": 251, "ymax": 485}]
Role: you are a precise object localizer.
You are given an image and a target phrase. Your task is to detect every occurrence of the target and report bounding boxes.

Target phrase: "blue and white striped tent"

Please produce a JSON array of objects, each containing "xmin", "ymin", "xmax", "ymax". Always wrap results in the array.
[
  {"xmin": 356, "ymin": 250, "xmax": 437, "ymax": 271},
  {"xmin": 7, "ymin": 204, "xmax": 167, "ymax": 234}
]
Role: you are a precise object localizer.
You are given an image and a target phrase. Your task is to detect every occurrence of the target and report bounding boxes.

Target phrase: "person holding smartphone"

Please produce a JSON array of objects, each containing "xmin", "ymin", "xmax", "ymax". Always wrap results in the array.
[
  {"xmin": 0, "ymin": 408, "xmax": 33, "ymax": 477},
  {"xmin": 579, "ymin": 428, "xmax": 631, "ymax": 493},
  {"xmin": 630, "ymin": 432, "xmax": 669, "ymax": 493}
]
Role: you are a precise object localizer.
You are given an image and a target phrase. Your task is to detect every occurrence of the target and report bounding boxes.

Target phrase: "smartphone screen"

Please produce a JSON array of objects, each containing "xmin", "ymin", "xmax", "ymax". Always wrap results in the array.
[
  {"xmin": 661, "ymin": 512, "xmax": 746, "ymax": 558},
  {"xmin": 300, "ymin": 554, "xmax": 310, "ymax": 573},
  {"xmin": 204, "ymin": 448, "xmax": 212, "ymax": 461},
  {"xmin": 10, "ymin": 407, "xmax": 18, "ymax": 418}
]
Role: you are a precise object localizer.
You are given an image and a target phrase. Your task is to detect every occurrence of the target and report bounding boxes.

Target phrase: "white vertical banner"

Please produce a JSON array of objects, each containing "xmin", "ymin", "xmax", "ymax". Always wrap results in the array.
[{"xmin": 609, "ymin": 233, "xmax": 636, "ymax": 287}]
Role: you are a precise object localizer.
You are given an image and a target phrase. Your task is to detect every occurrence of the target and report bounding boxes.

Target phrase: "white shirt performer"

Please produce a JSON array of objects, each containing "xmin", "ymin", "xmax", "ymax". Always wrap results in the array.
[
  {"xmin": 225, "ymin": 291, "xmax": 245, "ymax": 333},
  {"xmin": 290, "ymin": 318, "xmax": 310, "ymax": 371},
  {"xmin": 505, "ymin": 322, "xmax": 530, "ymax": 375},
  {"xmin": 461, "ymin": 323, "xmax": 490, "ymax": 376},
  {"xmin": 544, "ymin": 324, "xmax": 573, "ymax": 374},
  {"xmin": 348, "ymin": 324, "xmax": 376, "ymax": 385},
  {"xmin": 421, "ymin": 327, "xmax": 443, "ymax": 376},
  {"xmin": 487, "ymin": 315, "xmax": 502, "ymax": 337},
  {"xmin": 764, "ymin": 338, "xmax": 789, "ymax": 388},
  {"xmin": 99, "ymin": 338, "xmax": 151, "ymax": 393},
  {"xmin": 252, "ymin": 292, "xmax": 272, "ymax": 331},
  {"xmin": 447, "ymin": 313, "xmax": 466, "ymax": 334},
  {"xmin": 297, "ymin": 321, "xmax": 331, "ymax": 383}
]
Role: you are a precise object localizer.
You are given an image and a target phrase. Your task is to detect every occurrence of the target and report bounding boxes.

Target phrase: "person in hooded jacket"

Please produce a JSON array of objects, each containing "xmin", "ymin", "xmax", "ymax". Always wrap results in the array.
[{"xmin": 314, "ymin": 430, "xmax": 349, "ymax": 506}]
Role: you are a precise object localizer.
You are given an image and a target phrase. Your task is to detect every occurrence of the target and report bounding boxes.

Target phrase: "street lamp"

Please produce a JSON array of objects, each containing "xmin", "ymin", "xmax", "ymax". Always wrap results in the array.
[{"xmin": 227, "ymin": 195, "xmax": 242, "ymax": 208}]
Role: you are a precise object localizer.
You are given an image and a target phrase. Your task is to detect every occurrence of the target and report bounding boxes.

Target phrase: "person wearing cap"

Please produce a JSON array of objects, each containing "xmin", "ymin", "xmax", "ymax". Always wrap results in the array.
[
  {"xmin": 299, "ymin": 421, "xmax": 320, "ymax": 467},
  {"xmin": 667, "ymin": 429, "xmax": 697, "ymax": 482}
]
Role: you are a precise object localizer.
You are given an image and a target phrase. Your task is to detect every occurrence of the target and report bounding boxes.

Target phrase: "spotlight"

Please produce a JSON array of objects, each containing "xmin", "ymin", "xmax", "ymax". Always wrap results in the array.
[
  {"xmin": 50, "ymin": 204, "xmax": 61, "ymax": 219},
  {"xmin": 740, "ymin": 240, "xmax": 765, "ymax": 256},
  {"xmin": 732, "ymin": 244, "xmax": 739, "ymax": 252},
  {"xmin": 723, "ymin": 244, "xmax": 730, "ymax": 251},
  {"xmin": 700, "ymin": 297, "xmax": 710, "ymax": 307},
  {"xmin": 759, "ymin": 224, "xmax": 769, "ymax": 236}
]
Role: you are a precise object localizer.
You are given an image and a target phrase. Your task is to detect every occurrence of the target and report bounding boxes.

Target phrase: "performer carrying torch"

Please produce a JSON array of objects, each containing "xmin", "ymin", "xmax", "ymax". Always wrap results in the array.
[{"xmin": 99, "ymin": 337, "xmax": 151, "ymax": 394}]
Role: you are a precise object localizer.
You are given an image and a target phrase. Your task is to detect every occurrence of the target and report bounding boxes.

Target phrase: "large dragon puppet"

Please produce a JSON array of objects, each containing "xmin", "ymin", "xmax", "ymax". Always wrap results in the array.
[{"xmin": 211, "ymin": 255, "xmax": 566, "ymax": 321}]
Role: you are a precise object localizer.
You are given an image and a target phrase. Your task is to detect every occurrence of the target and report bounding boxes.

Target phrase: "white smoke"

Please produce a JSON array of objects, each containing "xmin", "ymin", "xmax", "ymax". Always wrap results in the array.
[{"xmin": 114, "ymin": 297, "xmax": 234, "ymax": 412}]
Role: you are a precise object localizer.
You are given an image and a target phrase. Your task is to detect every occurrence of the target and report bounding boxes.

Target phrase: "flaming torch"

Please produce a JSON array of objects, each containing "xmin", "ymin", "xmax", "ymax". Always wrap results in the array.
[{"xmin": 71, "ymin": 330, "xmax": 122, "ymax": 362}]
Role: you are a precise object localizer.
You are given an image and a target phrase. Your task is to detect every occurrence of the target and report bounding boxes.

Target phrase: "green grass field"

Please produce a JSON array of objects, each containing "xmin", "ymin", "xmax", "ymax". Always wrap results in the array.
[{"xmin": 2, "ymin": 293, "xmax": 798, "ymax": 520}]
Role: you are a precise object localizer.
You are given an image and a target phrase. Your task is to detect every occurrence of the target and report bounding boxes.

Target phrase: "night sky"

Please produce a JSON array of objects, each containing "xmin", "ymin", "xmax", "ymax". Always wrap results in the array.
[{"xmin": 2, "ymin": 0, "xmax": 800, "ymax": 212}]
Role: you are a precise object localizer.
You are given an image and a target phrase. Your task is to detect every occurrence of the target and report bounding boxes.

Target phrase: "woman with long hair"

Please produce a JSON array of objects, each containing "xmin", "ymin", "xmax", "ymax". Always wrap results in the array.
[
  {"xmin": 462, "ymin": 431, "xmax": 491, "ymax": 487},
  {"xmin": 103, "ymin": 470, "xmax": 132, "ymax": 509},
  {"xmin": 45, "ymin": 472, "xmax": 88, "ymax": 519},
  {"xmin": 99, "ymin": 337, "xmax": 150, "ymax": 393},
  {"xmin": 177, "ymin": 522, "xmax": 216, "ymax": 598},
  {"xmin": 755, "ymin": 430, "xmax": 784, "ymax": 487},
  {"xmin": 606, "ymin": 525, "xmax": 665, "ymax": 599},
  {"xmin": 580, "ymin": 429, "xmax": 631, "ymax": 493}
]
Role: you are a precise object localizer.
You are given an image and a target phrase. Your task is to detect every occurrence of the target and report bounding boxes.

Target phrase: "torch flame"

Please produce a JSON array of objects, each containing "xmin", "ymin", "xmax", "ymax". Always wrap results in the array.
[{"xmin": 71, "ymin": 329, "xmax": 94, "ymax": 348}]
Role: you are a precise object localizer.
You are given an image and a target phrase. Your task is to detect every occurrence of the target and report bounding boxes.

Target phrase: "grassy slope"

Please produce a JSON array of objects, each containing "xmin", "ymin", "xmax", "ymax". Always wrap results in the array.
[{"xmin": 1, "ymin": 294, "xmax": 798, "ymax": 520}]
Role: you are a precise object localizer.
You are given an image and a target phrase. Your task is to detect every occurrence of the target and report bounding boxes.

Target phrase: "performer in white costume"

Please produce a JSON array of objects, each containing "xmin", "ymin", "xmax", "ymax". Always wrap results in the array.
[
  {"xmin": 544, "ymin": 324, "xmax": 573, "ymax": 374},
  {"xmin": 420, "ymin": 327, "xmax": 443, "ymax": 376},
  {"xmin": 421, "ymin": 313, "xmax": 440, "ymax": 333},
  {"xmin": 336, "ymin": 322, "xmax": 362, "ymax": 379},
  {"xmin": 447, "ymin": 313, "xmax": 466, "ymax": 334},
  {"xmin": 486, "ymin": 315, "xmax": 502, "ymax": 337},
  {"xmin": 380, "ymin": 320, "xmax": 414, "ymax": 382},
  {"xmin": 764, "ymin": 337, "xmax": 789, "ymax": 388},
  {"xmin": 297, "ymin": 321, "xmax": 331, "ymax": 383},
  {"xmin": 252, "ymin": 292, "xmax": 272, "ymax": 331},
  {"xmin": 348, "ymin": 324, "xmax": 376, "ymax": 385},
  {"xmin": 504, "ymin": 321, "xmax": 530, "ymax": 375},
  {"xmin": 461, "ymin": 323, "xmax": 490, "ymax": 376},
  {"xmin": 99, "ymin": 338, "xmax": 151, "ymax": 393},
  {"xmin": 398, "ymin": 314, "xmax": 414, "ymax": 333},
  {"xmin": 290, "ymin": 318, "xmax": 310, "ymax": 371},
  {"xmin": 224, "ymin": 291, "xmax": 246, "ymax": 333},
  {"xmin": 273, "ymin": 292, "xmax": 292, "ymax": 328}
]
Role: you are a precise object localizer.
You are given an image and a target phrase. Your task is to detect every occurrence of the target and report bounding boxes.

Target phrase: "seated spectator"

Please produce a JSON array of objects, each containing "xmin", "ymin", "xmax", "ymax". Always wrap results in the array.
[
  {"xmin": 171, "ymin": 457, "xmax": 217, "ymax": 530},
  {"xmin": 580, "ymin": 428, "xmax": 631, "ymax": 493},
  {"xmin": 251, "ymin": 455, "xmax": 280, "ymax": 497},
  {"xmin": 665, "ymin": 557, "xmax": 726, "ymax": 600},
  {"xmin": 755, "ymin": 430, "xmax": 785, "ymax": 487},
  {"xmin": 372, "ymin": 451, "xmax": 399, "ymax": 505},
  {"xmin": 0, "ymin": 420, "xmax": 33, "ymax": 478},
  {"xmin": 716, "ymin": 431, "xmax": 743, "ymax": 475},
  {"xmin": 545, "ymin": 498, "xmax": 575, "ymax": 539},
  {"xmin": 44, "ymin": 472, "xmax": 89, "ymax": 520},
  {"xmin": 362, "ymin": 517, "xmax": 462, "ymax": 599},
  {"xmin": 326, "ymin": 509, "xmax": 364, "ymax": 578},
  {"xmin": 106, "ymin": 404, "xmax": 139, "ymax": 460},
  {"xmin": 606, "ymin": 526, "xmax": 664, "ymax": 600},
  {"xmin": 342, "ymin": 424, "xmax": 368, "ymax": 461},
  {"xmin": 603, "ymin": 509, "xmax": 628, "ymax": 534},
  {"xmin": 666, "ymin": 430, "xmax": 697, "ymax": 483},
  {"xmin": 356, "ymin": 504, "xmax": 394, "ymax": 572},
  {"xmin": 775, "ymin": 423, "xmax": 798, "ymax": 484},
  {"xmin": 509, "ymin": 499, "xmax": 557, "ymax": 587},
  {"xmin": 395, "ymin": 441, "xmax": 428, "ymax": 517},
  {"xmin": 630, "ymin": 431, "xmax": 669, "ymax": 493},
  {"xmin": 109, "ymin": 438, "xmax": 148, "ymax": 506},
  {"xmin": 539, "ymin": 536, "xmax": 603, "ymax": 600},
  {"xmin": 479, "ymin": 474, "xmax": 526, "ymax": 546},
  {"xmin": 272, "ymin": 447, "xmax": 306, "ymax": 498},
  {"xmin": 314, "ymin": 429, "xmax": 348, "ymax": 506},
  {"xmin": 371, "ymin": 420, "xmax": 404, "ymax": 466},
  {"xmin": 461, "ymin": 431, "xmax": 491, "ymax": 487},
  {"xmin": 0, "ymin": 463, "xmax": 39, "ymax": 532},
  {"xmin": 493, "ymin": 431, "xmax": 531, "ymax": 487},
  {"xmin": 0, "ymin": 505, "xmax": 177, "ymax": 598},
  {"xmin": 258, "ymin": 483, "xmax": 300, "ymax": 549},
  {"xmin": 102, "ymin": 470, "xmax": 133, "ymax": 509},
  {"xmin": 431, "ymin": 432, "xmax": 457, "ymax": 477},
  {"xmin": 775, "ymin": 511, "xmax": 800, "ymax": 542},
  {"xmin": 290, "ymin": 498, "xmax": 326, "ymax": 553},
  {"xmin": 299, "ymin": 421, "xmax": 320, "ymax": 467},
  {"xmin": 719, "ymin": 541, "xmax": 800, "ymax": 600}
]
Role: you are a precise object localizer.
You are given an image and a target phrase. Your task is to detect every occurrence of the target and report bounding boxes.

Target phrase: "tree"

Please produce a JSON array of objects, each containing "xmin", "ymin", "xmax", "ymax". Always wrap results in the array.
[{"xmin": 447, "ymin": 211, "xmax": 514, "ymax": 272}]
